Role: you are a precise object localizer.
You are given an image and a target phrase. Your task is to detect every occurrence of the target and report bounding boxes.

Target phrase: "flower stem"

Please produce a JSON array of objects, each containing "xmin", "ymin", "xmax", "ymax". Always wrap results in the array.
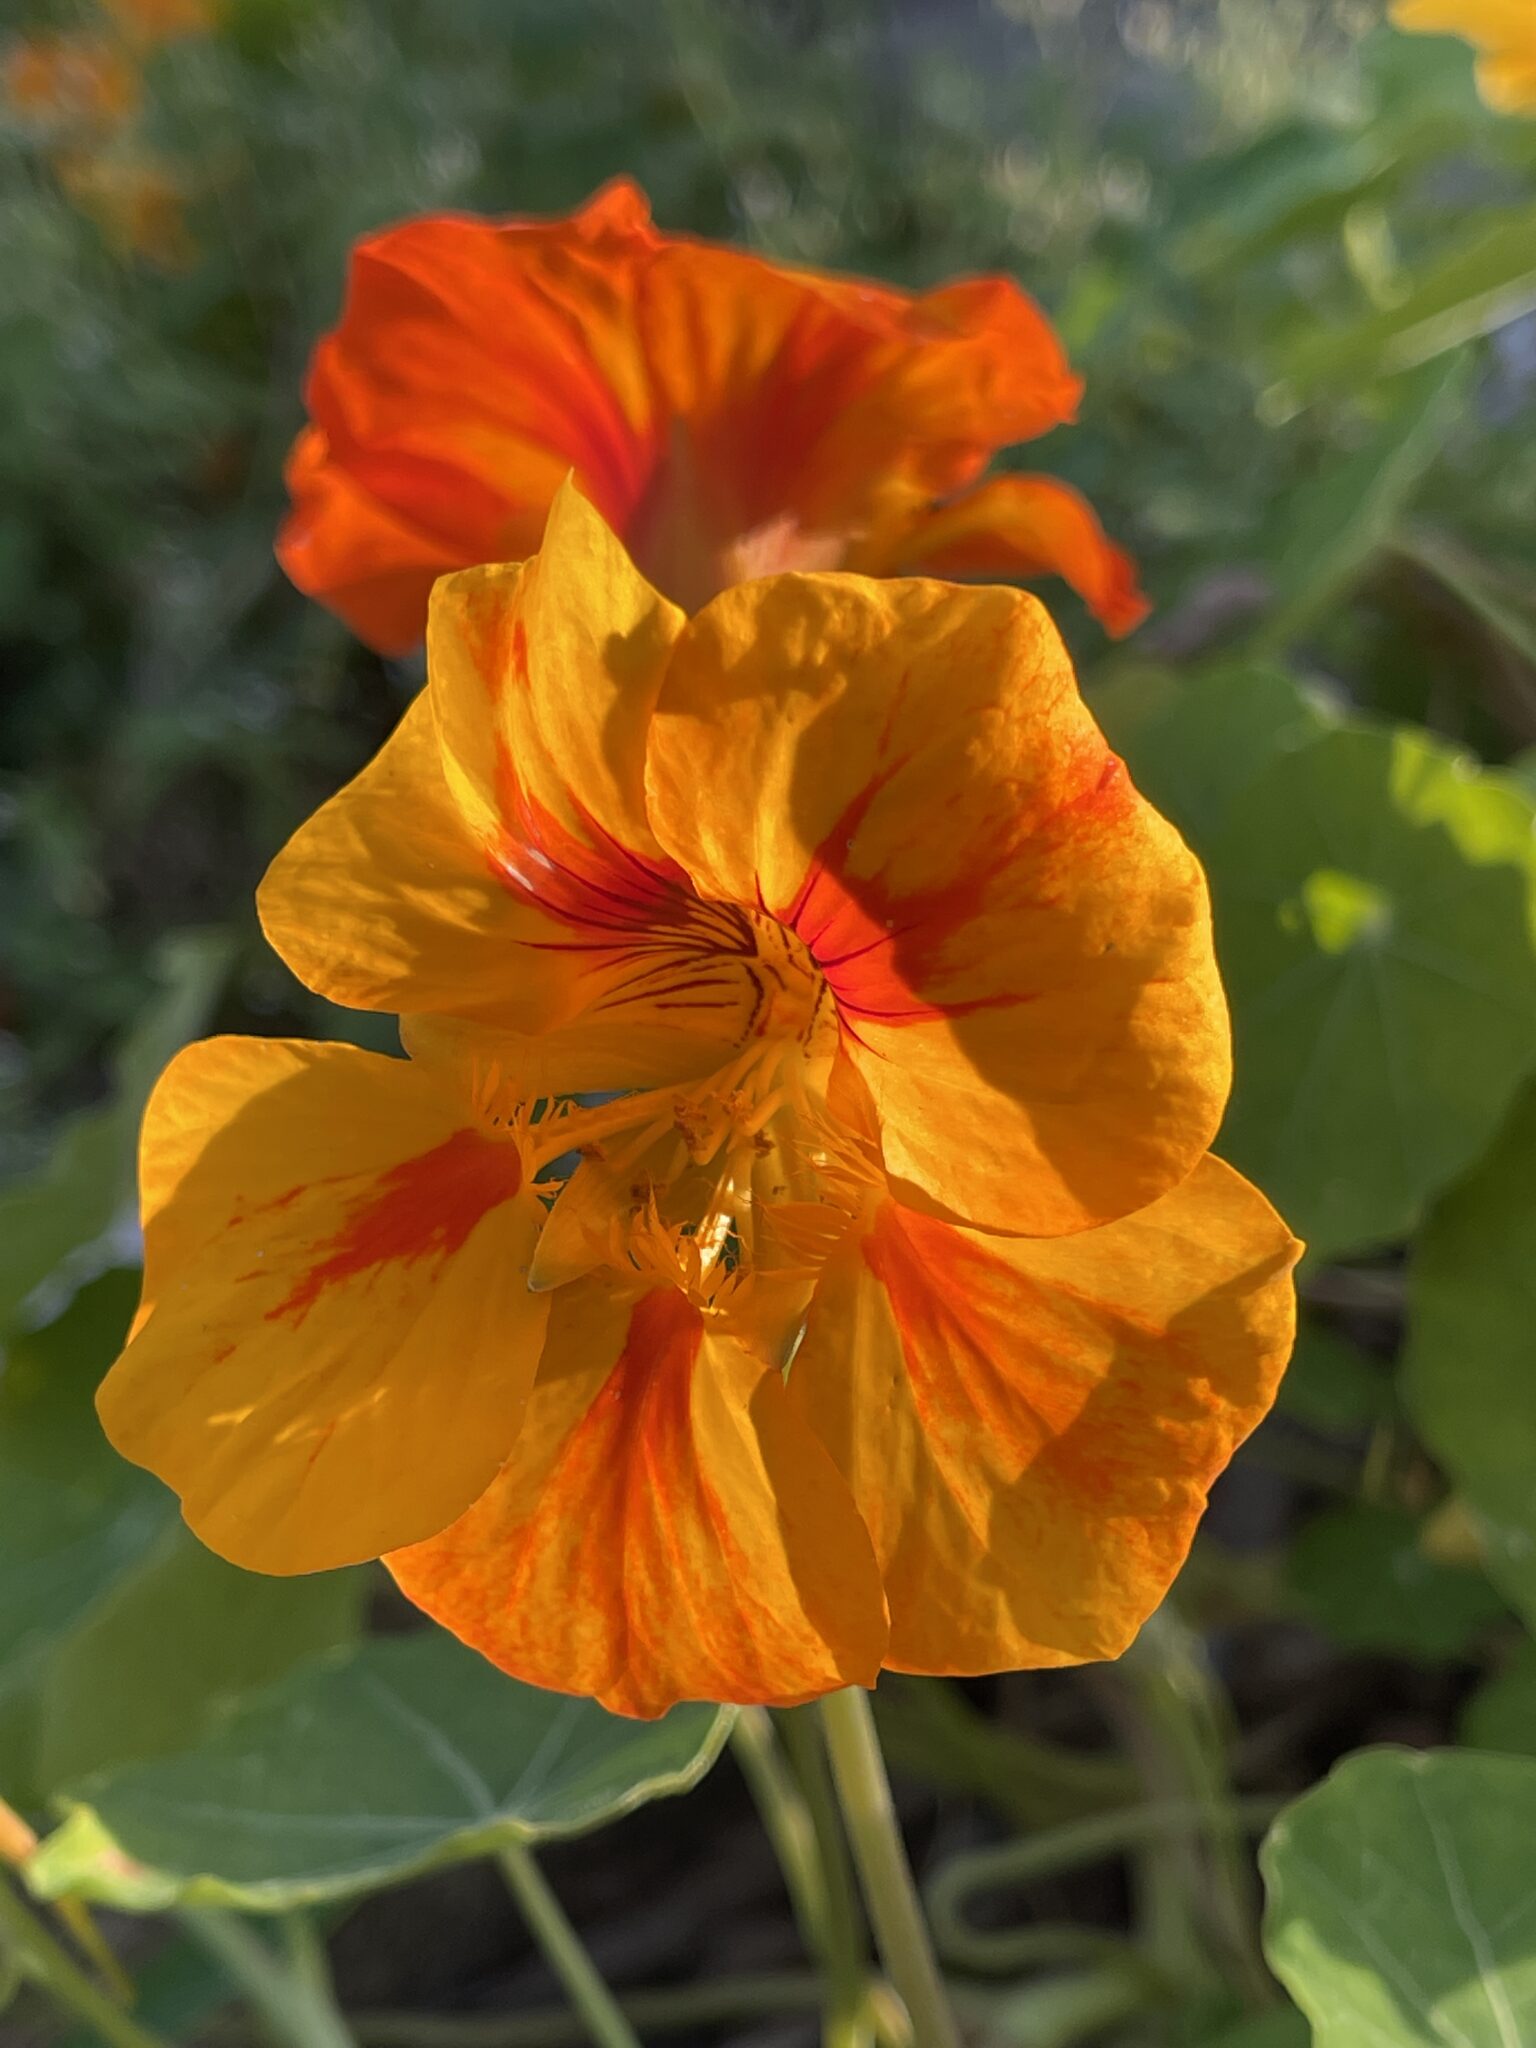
[
  {"xmin": 274, "ymin": 1971, "xmax": 824, "ymax": 2046},
  {"xmin": 925, "ymin": 1790, "xmax": 1284, "ymax": 1974},
  {"xmin": 0, "ymin": 1871, "xmax": 171, "ymax": 2048},
  {"xmin": 1117, "ymin": 1614, "xmax": 1276, "ymax": 2004},
  {"xmin": 770, "ymin": 1706, "xmax": 877, "ymax": 2048},
  {"xmin": 818, "ymin": 1688, "xmax": 961, "ymax": 2048},
  {"xmin": 731, "ymin": 1709, "xmax": 832, "ymax": 1960},
  {"xmin": 497, "ymin": 1847, "xmax": 641, "ymax": 2048},
  {"xmin": 180, "ymin": 1909, "xmax": 357, "ymax": 2048}
]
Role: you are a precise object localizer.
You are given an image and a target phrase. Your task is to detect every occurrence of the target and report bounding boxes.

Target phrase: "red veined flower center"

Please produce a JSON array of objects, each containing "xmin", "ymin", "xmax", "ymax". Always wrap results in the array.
[{"xmin": 518, "ymin": 906, "xmax": 865, "ymax": 1312}]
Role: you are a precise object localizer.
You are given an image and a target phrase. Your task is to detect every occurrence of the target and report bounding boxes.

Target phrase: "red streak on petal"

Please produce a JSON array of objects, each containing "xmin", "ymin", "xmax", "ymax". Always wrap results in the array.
[
  {"xmin": 779, "ymin": 749, "xmax": 1132, "ymax": 1029},
  {"xmin": 863, "ymin": 1202, "xmax": 1086, "ymax": 1472},
  {"xmin": 591, "ymin": 1287, "xmax": 702, "ymax": 1434},
  {"xmin": 264, "ymin": 1128, "xmax": 523, "ymax": 1328},
  {"xmin": 490, "ymin": 733, "xmax": 696, "ymax": 936}
]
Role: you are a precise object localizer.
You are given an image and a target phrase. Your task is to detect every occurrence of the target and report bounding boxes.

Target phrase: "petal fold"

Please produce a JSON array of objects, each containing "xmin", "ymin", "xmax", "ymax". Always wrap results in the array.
[
  {"xmin": 390, "ymin": 1283, "xmax": 888, "ymax": 1716},
  {"xmin": 100, "ymin": 1037, "xmax": 548, "ymax": 1574},
  {"xmin": 787, "ymin": 1158, "xmax": 1300, "ymax": 1674},
  {"xmin": 428, "ymin": 478, "xmax": 683, "ymax": 875}
]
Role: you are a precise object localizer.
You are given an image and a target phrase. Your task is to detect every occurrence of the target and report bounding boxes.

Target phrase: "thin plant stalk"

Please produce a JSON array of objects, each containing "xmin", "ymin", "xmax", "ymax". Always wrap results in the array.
[
  {"xmin": 926, "ymin": 1793, "xmax": 1282, "ymax": 1976},
  {"xmin": 180, "ymin": 1909, "xmax": 357, "ymax": 2048},
  {"xmin": 818, "ymin": 1687, "xmax": 961, "ymax": 2048},
  {"xmin": 732, "ymin": 1708, "xmax": 873, "ymax": 2048},
  {"xmin": 0, "ymin": 1871, "xmax": 171, "ymax": 2048},
  {"xmin": 497, "ymin": 1846, "xmax": 641, "ymax": 2048},
  {"xmin": 777, "ymin": 1705, "xmax": 880, "ymax": 2048}
]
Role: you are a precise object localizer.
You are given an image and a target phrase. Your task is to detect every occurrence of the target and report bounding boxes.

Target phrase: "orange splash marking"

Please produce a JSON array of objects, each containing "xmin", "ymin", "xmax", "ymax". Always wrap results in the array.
[{"xmin": 265, "ymin": 1128, "xmax": 522, "ymax": 1326}]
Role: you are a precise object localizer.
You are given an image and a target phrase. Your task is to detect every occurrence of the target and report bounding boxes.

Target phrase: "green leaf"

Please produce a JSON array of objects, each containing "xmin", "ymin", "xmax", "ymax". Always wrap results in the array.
[
  {"xmin": 1253, "ymin": 353, "xmax": 1471, "ymax": 655},
  {"xmin": 1211, "ymin": 724, "xmax": 1536, "ymax": 1260},
  {"xmin": 0, "ymin": 931, "xmax": 231, "ymax": 1333},
  {"xmin": 1462, "ymin": 1643, "xmax": 1536, "ymax": 1761},
  {"xmin": 1172, "ymin": 122, "xmax": 1396, "ymax": 278},
  {"xmin": 1288, "ymin": 1502, "xmax": 1508, "ymax": 1660},
  {"xmin": 35, "ymin": 1536, "xmax": 364, "ymax": 1799},
  {"xmin": 1394, "ymin": 530, "xmax": 1536, "ymax": 679},
  {"xmin": 1090, "ymin": 662, "xmax": 1337, "ymax": 846},
  {"xmin": 1276, "ymin": 1320, "xmax": 1391, "ymax": 1435},
  {"xmin": 1273, "ymin": 205, "xmax": 1536, "ymax": 396},
  {"xmin": 1261, "ymin": 1746, "xmax": 1536, "ymax": 2047},
  {"xmin": 1403, "ymin": 1085, "xmax": 1536, "ymax": 1629},
  {"xmin": 1196, "ymin": 2011, "xmax": 1310, "ymax": 2048},
  {"xmin": 0, "ymin": 1272, "xmax": 362, "ymax": 1812},
  {"xmin": 26, "ymin": 1633, "xmax": 733, "ymax": 1912}
]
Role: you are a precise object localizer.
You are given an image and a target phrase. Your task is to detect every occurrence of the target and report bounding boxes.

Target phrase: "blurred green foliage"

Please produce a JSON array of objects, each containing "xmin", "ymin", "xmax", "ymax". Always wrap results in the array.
[{"xmin": 3, "ymin": 0, "xmax": 1536, "ymax": 2044}]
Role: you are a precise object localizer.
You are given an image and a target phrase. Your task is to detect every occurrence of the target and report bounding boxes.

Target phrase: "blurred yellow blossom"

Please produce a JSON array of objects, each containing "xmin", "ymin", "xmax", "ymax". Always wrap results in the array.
[{"xmin": 1390, "ymin": 0, "xmax": 1536, "ymax": 113}]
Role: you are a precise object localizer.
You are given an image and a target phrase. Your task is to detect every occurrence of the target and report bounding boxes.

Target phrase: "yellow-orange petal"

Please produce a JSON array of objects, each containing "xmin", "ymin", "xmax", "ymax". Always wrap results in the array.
[
  {"xmin": 428, "ymin": 479, "xmax": 682, "ymax": 875},
  {"xmin": 787, "ymin": 1158, "xmax": 1299, "ymax": 1675},
  {"xmin": 1390, "ymin": 0, "xmax": 1536, "ymax": 112},
  {"xmin": 389, "ymin": 1282, "xmax": 888, "ymax": 1717},
  {"xmin": 413, "ymin": 485, "xmax": 765, "ymax": 1083},
  {"xmin": 257, "ymin": 688, "xmax": 582, "ymax": 1030},
  {"xmin": 646, "ymin": 571, "xmax": 1229, "ymax": 1236},
  {"xmin": 100, "ymin": 1035, "xmax": 548, "ymax": 1573},
  {"xmin": 853, "ymin": 473, "xmax": 1149, "ymax": 637}
]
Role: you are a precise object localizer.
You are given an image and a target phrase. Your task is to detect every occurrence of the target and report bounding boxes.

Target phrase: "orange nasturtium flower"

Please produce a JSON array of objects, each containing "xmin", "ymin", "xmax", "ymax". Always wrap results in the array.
[
  {"xmin": 277, "ymin": 179, "xmax": 1148, "ymax": 659},
  {"xmin": 100, "ymin": 485, "xmax": 1296, "ymax": 1718},
  {"xmin": 98, "ymin": 0, "xmax": 217, "ymax": 44},
  {"xmin": 2, "ymin": 33, "xmax": 138, "ymax": 129},
  {"xmin": 55, "ymin": 149, "xmax": 195, "ymax": 268},
  {"xmin": 1391, "ymin": 0, "xmax": 1536, "ymax": 112}
]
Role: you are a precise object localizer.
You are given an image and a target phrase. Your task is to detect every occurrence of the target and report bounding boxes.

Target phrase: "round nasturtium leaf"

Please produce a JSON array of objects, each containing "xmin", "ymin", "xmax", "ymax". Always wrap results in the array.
[
  {"xmin": 1276, "ymin": 1318, "xmax": 1390, "ymax": 1435},
  {"xmin": 25, "ymin": 1632, "xmax": 733, "ymax": 1913},
  {"xmin": 1261, "ymin": 1746, "xmax": 1536, "ymax": 2048},
  {"xmin": 1209, "ymin": 723, "xmax": 1536, "ymax": 1261},
  {"xmin": 0, "ymin": 1271, "xmax": 361, "ymax": 1813},
  {"xmin": 1090, "ymin": 660, "xmax": 1337, "ymax": 847},
  {"xmin": 1404, "ymin": 1085, "xmax": 1536, "ymax": 1631},
  {"xmin": 1461, "ymin": 1641, "xmax": 1536, "ymax": 1760},
  {"xmin": 1288, "ymin": 1501, "xmax": 1508, "ymax": 1661}
]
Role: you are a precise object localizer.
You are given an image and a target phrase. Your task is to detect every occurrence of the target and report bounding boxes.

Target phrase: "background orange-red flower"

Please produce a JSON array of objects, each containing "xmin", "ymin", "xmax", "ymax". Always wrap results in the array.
[{"xmin": 279, "ymin": 180, "xmax": 1147, "ymax": 654}]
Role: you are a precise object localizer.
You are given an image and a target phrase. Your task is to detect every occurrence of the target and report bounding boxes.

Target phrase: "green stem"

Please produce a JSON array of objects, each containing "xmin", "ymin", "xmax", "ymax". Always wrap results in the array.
[
  {"xmin": 733, "ymin": 1709, "xmax": 873, "ymax": 2048},
  {"xmin": 317, "ymin": 1972, "xmax": 826, "ymax": 2047},
  {"xmin": 497, "ymin": 1847, "xmax": 640, "ymax": 2048},
  {"xmin": 777, "ymin": 1707, "xmax": 877, "ymax": 2048},
  {"xmin": 874, "ymin": 1678, "xmax": 1136, "ymax": 1829},
  {"xmin": 731, "ymin": 1709, "xmax": 831, "ymax": 1958},
  {"xmin": 976, "ymin": 1962, "xmax": 1158, "ymax": 2048},
  {"xmin": 818, "ymin": 1688, "xmax": 961, "ymax": 2048},
  {"xmin": 1120, "ymin": 1615, "xmax": 1276, "ymax": 2004},
  {"xmin": 926, "ymin": 1795, "xmax": 1282, "ymax": 1975},
  {"xmin": 180, "ymin": 1910, "xmax": 356, "ymax": 2048},
  {"xmin": 0, "ymin": 1871, "xmax": 171, "ymax": 2048}
]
